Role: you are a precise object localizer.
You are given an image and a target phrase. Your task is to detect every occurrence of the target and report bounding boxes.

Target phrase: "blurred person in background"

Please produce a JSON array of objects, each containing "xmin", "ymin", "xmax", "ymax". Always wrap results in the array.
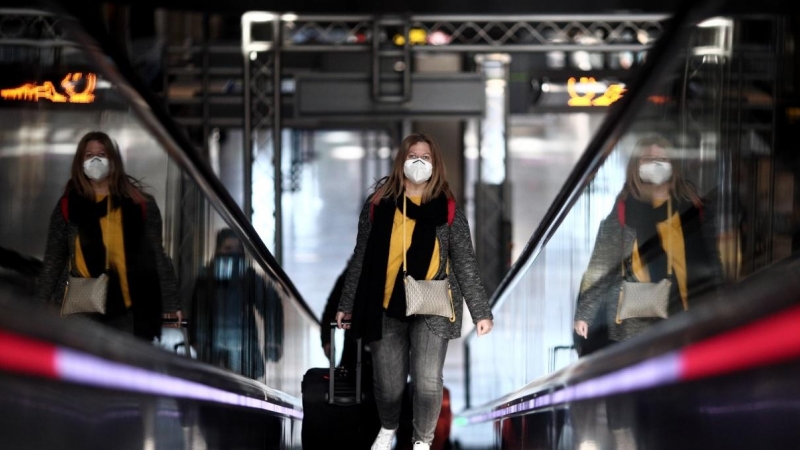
[
  {"xmin": 192, "ymin": 229, "xmax": 283, "ymax": 377},
  {"xmin": 321, "ymin": 255, "xmax": 365, "ymax": 370}
]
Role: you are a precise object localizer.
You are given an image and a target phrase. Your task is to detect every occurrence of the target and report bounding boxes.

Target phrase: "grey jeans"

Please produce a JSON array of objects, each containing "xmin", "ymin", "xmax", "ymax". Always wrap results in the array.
[{"xmin": 369, "ymin": 314, "xmax": 449, "ymax": 444}]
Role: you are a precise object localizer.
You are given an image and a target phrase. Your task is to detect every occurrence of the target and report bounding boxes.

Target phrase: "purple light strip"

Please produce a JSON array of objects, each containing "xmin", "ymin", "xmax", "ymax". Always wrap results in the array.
[
  {"xmin": 466, "ymin": 352, "xmax": 680, "ymax": 423},
  {"xmin": 55, "ymin": 349, "xmax": 303, "ymax": 420}
]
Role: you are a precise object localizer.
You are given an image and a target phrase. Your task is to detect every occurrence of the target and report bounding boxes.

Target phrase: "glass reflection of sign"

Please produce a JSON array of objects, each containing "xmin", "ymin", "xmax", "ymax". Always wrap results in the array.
[
  {"xmin": 567, "ymin": 77, "xmax": 626, "ymax": 107},
  {"xmin": 1, "ymin": 73, "xmax": 97, "ymax": 104}
]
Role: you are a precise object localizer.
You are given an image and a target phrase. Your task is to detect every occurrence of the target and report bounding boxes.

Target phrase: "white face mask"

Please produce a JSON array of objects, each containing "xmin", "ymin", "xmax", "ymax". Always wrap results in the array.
[
  {"xmin": 639, "ymin": 161, "xmax": 673, "ymax": 185},
  {"xmin": 83, "ymin": 156, "xmax": 110, "ymax": 182},
  {"xmin": 403, "ymin": 158, "xmax": 433, "ymax": 185}
]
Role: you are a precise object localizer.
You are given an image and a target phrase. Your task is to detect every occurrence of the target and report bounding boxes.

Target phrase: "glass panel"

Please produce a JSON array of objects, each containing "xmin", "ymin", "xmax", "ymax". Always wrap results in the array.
[
  {"xmin": 187, "ymin": 193, "xmax": 317, "ymax": 392},
  {"xmin": 466, "ymin": 13, "xmax": 800, "ymax": 410},
  {"xmin": 0, "ymin": 8, "xmax": 319, "ymax": 395}
]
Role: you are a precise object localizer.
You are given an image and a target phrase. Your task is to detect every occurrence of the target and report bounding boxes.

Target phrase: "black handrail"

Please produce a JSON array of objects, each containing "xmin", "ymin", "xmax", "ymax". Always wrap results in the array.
[
  {"xmin": 47, "ymin": 2, "xmax": 319, "ymax": 326},
  {"xmin": 0, "ymin": 294, "xmax": 302, "ymax": 412},
  {"xmin": 460, "ymin": 252, "xmax": 800, "ymax": 420}
]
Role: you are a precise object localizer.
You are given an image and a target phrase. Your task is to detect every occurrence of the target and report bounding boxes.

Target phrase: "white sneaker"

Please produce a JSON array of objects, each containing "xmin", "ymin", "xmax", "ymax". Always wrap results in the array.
[
  {"xmin": 370, "ymin": 427, "xmax": 397, "ymax": 450},
  {"xmin": 412, "ymin": 442, "xmax": 430, "ymax": 450}
]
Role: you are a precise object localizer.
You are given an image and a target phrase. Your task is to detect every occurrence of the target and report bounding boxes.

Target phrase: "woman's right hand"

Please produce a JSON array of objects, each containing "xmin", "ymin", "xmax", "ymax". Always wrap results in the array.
[
  {"xmin": 335, "ymin": 311, "xmax": 352, "ymax": 330},
  {"xmin": 574, "ymin": 320, "xmax": 589, "ymax": 339}
]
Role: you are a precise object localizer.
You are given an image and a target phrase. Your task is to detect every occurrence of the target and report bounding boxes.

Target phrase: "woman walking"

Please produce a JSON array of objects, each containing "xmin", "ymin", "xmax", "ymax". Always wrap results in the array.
[{"xmin": 337, "ymin": 133, "xmax": 494, "ymax": 450}]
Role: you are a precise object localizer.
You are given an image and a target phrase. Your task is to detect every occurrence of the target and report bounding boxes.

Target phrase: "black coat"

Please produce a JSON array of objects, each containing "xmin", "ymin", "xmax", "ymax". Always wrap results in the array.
[{"xmin": 36, "ymin": 193, "xmax": 179, "ymax": 341}]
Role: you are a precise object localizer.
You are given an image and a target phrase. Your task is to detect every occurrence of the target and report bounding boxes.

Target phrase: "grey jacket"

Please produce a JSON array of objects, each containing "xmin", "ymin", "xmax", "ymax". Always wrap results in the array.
[
  {"xmin": 575, "ymin": 203, "xmax": 722, "ymax": 342},
  {"xmin": 339, "ymin": 199, "xmax": 493, "ymax": 340},
  {"xmin": 35, "ymin": 196, "xmax": 180, "ymax": 312}
]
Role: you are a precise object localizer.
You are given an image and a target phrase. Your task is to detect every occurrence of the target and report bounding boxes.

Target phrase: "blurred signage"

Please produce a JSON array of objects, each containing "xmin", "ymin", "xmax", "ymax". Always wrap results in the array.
[
  {"xmin": 1, "ymin": 73, "xmax": 97, "ymax": 104},
  {"xmin": 567, "ymin": 76, "xmax": 626, "ymax": 107}
]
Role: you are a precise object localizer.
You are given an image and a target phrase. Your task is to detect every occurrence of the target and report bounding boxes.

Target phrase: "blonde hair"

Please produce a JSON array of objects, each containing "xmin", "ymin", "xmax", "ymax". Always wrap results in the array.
[
  {"xmin": 620, "ymin": 135, "xmax": 701, "ymax": 208},
  {"xmin": 371, "ymin": 133, "xmax": 454, "ymax": 204},
  {"xmin": 66, "ymin": 131, "xmax": 145, "ymax": 203}
]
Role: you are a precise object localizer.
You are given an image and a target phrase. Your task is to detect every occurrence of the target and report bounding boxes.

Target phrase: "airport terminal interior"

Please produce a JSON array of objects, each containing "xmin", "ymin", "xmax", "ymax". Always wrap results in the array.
[{"xmin": 1, "ymin": 0, "xmax": 799, "ymax": 448}]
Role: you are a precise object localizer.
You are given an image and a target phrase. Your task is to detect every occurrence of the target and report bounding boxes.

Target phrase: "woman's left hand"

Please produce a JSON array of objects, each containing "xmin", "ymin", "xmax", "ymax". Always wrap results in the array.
[{"xmin": 476, "ymin": 319, "xmax": 493, "ymax": 336}]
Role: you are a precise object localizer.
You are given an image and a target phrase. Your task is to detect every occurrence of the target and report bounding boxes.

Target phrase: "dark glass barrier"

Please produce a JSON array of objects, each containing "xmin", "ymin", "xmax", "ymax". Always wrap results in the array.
[
  {"xmin": 458, "ymin": 6, "xmax": 800, "ymax": 450},
  {"xmin": 0, "ymin": 8, "xmax": 319, "ymax": 399}
]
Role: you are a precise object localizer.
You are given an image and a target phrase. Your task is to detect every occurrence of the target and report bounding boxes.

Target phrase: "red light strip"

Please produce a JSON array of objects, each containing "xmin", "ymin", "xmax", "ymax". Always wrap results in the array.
[
  {"xmin": 679, "ymin": 304, "xmax": 800, "ymax": 381},
  {"xmin": 0, "ymin": 331, "xmax": 58, "ymax": 379}
]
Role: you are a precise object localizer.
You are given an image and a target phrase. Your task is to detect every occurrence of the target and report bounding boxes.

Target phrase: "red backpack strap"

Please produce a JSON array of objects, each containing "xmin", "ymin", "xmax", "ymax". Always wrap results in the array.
[
  {"xmin": 616, "ymin": 200, "xmax": 626, "ymax": 227},
  {"xmin": 131, "ymin": 191, "xmax": 148, "ymax": 220},
  {"xmin": 447, "ymin": 199, "xmax": 456, "ymax": 226},
  {"xmin": 60, "ymin": 196, "xmax": 69, "ymax": 222}
]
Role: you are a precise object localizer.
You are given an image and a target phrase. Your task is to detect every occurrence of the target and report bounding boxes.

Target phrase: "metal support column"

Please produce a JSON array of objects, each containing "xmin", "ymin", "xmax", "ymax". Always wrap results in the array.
[
  {"xmin": 242, "ymin": 12, "xmax": 279, "ymax": 257},
  {"xmin": 201, "ymin": 13, "xmax": 210, "ymax": 157},
  {"xmin": 273, "ymin": 15, "xmax": 283, "ymax": 265},
  {"xmin": 475, "ymin": 54, "xmax": 511, "ymax": 296},
  {"xmin": 243, "ymin": 46, "xmax": 253, "ymax": 220}
]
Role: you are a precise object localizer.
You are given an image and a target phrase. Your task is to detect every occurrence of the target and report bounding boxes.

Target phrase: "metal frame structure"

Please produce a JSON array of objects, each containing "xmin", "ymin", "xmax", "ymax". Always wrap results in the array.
[
  {"xmin": 0, "ymin": 9, "xmax": 67, "ymax": 45},
  {"xmin": 279, "ymin": 14, "xmax": 667, "ymax": 53},
  {"xmin": 0, "ymin": 9, "xmax": 78, "ymax": 66},
  {"xmin": 241, "ymin": 12, "xmax": 668, "ymax": 267}
]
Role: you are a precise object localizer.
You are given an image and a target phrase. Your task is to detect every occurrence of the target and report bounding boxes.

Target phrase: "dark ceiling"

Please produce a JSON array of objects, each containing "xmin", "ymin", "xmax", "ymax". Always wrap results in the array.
[
  {"xmin": 32, "ymin": 0, "xmax": 781, "ymax": 19},
  {"xmin": 97, "ymin": 0, "xmax": 688, "ymax": 15}
]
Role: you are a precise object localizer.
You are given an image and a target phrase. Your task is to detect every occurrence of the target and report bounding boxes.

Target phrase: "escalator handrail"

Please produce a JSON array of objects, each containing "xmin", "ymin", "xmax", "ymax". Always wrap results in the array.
[
  {"xmin": 0, "ymin": 294, "xmax": 303, "ymax": 415},
  {"xmin": 458, "ymin": 252, "xmax": 800, "ymax": 421},
  {"xmin": 48, "ymin": 4, "xmax": 319, "ymax": 326}
]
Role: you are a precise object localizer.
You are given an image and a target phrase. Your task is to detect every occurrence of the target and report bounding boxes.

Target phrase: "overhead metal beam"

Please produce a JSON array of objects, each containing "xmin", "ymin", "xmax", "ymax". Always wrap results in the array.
[{"xmin": 280, "ymin": 14, "xmax": 668, "ymax": 53}]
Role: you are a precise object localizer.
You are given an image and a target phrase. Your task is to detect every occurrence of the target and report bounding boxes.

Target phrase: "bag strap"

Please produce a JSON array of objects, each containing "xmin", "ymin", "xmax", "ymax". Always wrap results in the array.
[
  {"xmin": 403, "ymin": 195, "xmax": 456, "ymax": 322},
  {"xmin": 103, "ymin": 197, "xmax": 111, "ymax": 272},
  {"xmin": 402, "ymin": 194, "xmax": 452, "ymax": 278},
  {"xmin": 66, "ymin": 196, "xmax": 111, "ymax": 275},
  {"xmin": 618, "ymin": 198, "xmax": 679, "ymax": 324},
  {"xmin": 621, "ymin": 198, "xmax": 673, "ymax": 278},
  {"xmin": 403, "ymin": 195, "xmax": 408, "ymax": 277}
]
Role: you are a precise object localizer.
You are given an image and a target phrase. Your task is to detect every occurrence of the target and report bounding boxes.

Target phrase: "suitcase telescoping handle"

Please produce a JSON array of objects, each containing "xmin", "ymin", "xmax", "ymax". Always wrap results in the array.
[
  {"xmin": 162, "ymin": 318, "xmax": 190, "ymax": 358},
  {"xmin": 329, "ymin": 322, "xmax": 362, "ymax": 405}
]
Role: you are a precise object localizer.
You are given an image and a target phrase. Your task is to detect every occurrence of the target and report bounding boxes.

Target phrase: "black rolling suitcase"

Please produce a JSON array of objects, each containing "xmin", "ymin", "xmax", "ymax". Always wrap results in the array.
[{"xmin": 301, "ymin": 323, "xmax": 380, "ymax": 449}]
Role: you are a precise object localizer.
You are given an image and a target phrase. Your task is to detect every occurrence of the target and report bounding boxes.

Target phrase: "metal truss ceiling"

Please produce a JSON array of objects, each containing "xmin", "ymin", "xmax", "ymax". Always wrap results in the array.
[
  {"xmin": 282, "ymin": 15, "xmax": 667, "ymax": 53},
  {"xmin": 0, "ymin": 9, "xmax": 68, "ymax": 46}
]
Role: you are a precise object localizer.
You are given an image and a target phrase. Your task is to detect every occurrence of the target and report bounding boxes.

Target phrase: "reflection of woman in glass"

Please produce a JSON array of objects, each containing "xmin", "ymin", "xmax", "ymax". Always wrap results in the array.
[
  {"xmin": 575, "ymin": 135, "xmax": 722, "ymax": 341},
  {"xmin": 37, "ymin": 131, "xmax": 180, "ymax": 341},
  {"xmin": 573, "ymin": 136, "xmax": 723, "ymax": 448}
]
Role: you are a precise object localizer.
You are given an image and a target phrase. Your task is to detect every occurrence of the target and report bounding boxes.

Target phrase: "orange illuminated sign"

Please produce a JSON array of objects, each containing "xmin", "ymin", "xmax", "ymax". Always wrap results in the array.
[
  {"xmin": 567, "ymin": 77, "xmax": 626, "ymax": 107},
  {"xmin": 1, "ymin": 73, "xmax": 97, "ymax": 104}
]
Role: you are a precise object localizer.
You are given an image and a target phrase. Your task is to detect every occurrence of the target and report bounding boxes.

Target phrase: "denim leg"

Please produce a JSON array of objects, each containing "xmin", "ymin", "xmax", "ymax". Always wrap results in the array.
[
  {"xmin": 369, "ymin": 314, "xmax": 410, "ymax": 430},
  {"xmin": 409, "ymin": 317, "xmax": 448, "ymax": 444}
]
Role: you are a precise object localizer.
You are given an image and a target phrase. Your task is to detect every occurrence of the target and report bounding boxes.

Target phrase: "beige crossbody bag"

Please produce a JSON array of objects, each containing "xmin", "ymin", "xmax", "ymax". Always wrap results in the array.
[
  {"xmin": 616, "ymin": 199, "xmax": 687, "ymax": 323},
  {"xmin": 61, "ymin": 197, "xmax": 110, "ymax": 317}
]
